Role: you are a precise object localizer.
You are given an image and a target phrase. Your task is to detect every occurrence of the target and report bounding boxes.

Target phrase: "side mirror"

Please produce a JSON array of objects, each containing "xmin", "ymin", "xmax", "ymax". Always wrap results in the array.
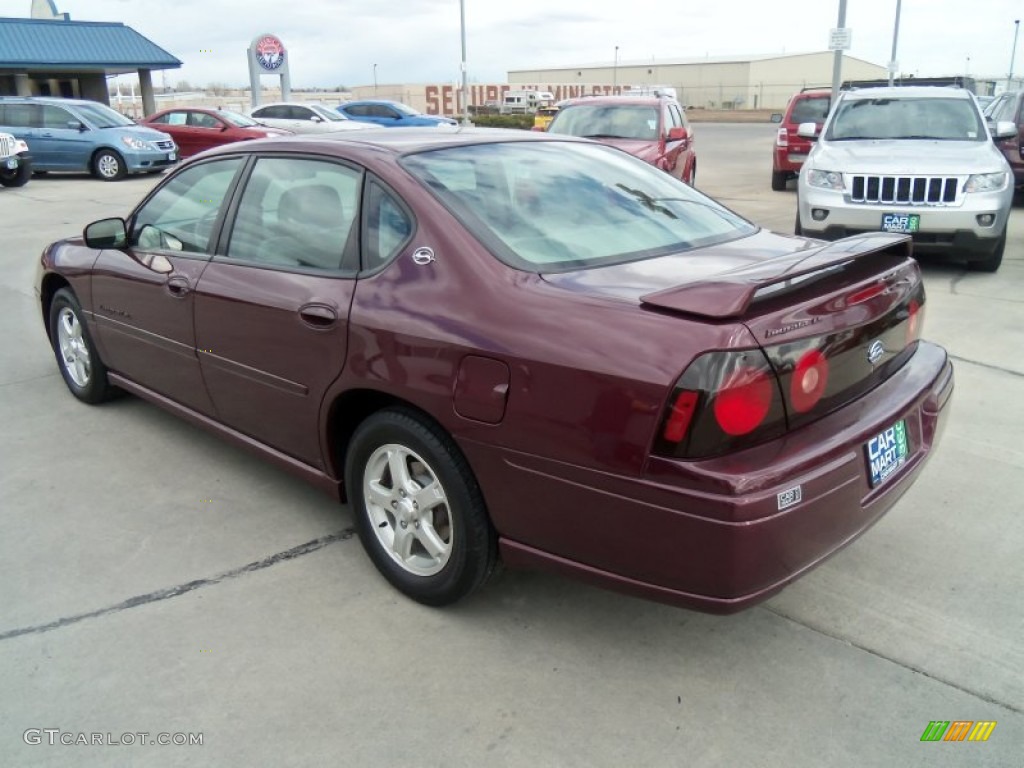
[
  {"xmin": 796, "ymin": 122, "xmax": 819, "ymax": 139},
  {"xmin": 667, "ymin": 126, "xmax": 687, "ymax": 141},
  {"xmin": 220, "ymin": 124, "xmax": 230, "ymax": 132},
  {"xmin": 993, "ymin": 120, "xmax": 1018, "ymax": 140},
  {"xmin": 770, "ymin": 113, "xmax": 784, "ymax": 124},
  {"xmin": 310, "ymin": 115, "xmax": 323, "ymax": 123},
  {"xmin": 68, "ymin": 120, "xmax": 86, "ymax": 132},
  {"xmin": 84, "ymin": 217, "xmax": 127, "ymax": 249}
]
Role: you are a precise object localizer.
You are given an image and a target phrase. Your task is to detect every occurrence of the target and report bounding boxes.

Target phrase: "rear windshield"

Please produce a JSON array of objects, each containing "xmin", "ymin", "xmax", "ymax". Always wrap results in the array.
[
  {"xmin": 826, "ymin": 96, "xmax": 984, "ymax": 141},
  {"xmin": 401, "ymin": 141, "xmax": 755, "ymax": 272},
  {"xmin": 548, "ymin": 104, "xmax": 660, "ymax": 141},
  {"xmin": 790, "ymin": 96, "xmax": 830, "ymax": 124}
]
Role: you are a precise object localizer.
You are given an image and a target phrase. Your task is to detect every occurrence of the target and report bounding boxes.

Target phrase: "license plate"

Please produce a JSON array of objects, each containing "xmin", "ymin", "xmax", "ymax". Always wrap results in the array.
[
  {"xmin": 168, "ymin": 152, "xmax": 176, "ymax": 161},
  {"xmin": 865, "ymin": 419, "xmax": 910, "ymax": 487},
  {"xmin": 4, "ymin": 157, "xmax": 17, "ymax": 169},
  {"xmin": 881, "ymin": 213, "xmax": 920, "ymax": 233}
]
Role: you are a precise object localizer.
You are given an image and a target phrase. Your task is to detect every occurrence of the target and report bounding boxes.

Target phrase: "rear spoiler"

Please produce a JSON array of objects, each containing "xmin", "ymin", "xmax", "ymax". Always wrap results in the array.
[{"xmin": 640, "ymin": 233, "xmax": 912, "ymax": 319}]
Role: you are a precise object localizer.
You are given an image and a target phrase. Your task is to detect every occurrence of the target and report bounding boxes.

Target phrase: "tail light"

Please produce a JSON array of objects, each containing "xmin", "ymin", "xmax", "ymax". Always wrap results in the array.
[
  {"xmin": 776, "ymin": 127, "xmax": 789, "ymax": 147},
  {"xmin": 906, "ymin": 299, "xmax": 922, "ymax": 345},
  {"xmin": 655, "ymin": 349, "xmax": 785, "ymax": 459}
]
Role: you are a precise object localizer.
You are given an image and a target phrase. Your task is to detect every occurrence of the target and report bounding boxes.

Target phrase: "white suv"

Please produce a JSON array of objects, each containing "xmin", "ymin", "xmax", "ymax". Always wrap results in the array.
[{"xmin": 796, "ymin": 86, "xmax": 1015, "ymax": 272}]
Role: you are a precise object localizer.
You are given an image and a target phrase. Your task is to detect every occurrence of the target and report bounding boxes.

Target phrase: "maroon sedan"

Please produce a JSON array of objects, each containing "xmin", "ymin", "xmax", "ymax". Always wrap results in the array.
[
  {"xmin": 35, "ymin": 130, "xmax": 952, "ymax": 612},
  {"xmin": 140, "ymin": 107, "xmax": 292, "ymax": 157}
]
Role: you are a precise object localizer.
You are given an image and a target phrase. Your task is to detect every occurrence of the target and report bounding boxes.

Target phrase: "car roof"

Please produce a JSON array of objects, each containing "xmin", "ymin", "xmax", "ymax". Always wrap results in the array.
[
  {"xmin": 253, "ymin": 102, "xmax": 332, "ymax": 109},
  {"xmin": 343, "ymin": 100, "xmax": 403, "ymax": 107},
  {"xmin": 841, "ymin": 86, "xmax": 973, "ymax": 100},
  {"xmin": 558, "ymin": 95, "xmax": 671, "ymax": 107},
  {"xmin": 0, "ymin": 95, "xmax": 103, "ymax": 107}
]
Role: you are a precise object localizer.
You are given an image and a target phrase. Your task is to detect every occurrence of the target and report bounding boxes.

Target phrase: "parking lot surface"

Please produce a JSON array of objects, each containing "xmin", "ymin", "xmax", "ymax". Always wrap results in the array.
[{"xmin": 1, "ymin": 124, "xmax": 1022, "ymax": 767}]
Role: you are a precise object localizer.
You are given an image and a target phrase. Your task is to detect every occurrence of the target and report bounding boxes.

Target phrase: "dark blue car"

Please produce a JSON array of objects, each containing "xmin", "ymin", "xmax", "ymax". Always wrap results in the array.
[{"xmin": 337, "ymin": 100, "xmax": 457, "ymax": 127}]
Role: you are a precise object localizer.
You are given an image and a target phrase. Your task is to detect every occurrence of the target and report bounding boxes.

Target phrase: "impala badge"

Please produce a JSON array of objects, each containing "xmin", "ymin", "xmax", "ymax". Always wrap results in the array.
[
  {"xmin": 412, "ymin": 247, "xmax": 435, "ymax": 265},
  {"xmin": 867, "ymin": 340, "xmax": 885, "ymax": 365}
]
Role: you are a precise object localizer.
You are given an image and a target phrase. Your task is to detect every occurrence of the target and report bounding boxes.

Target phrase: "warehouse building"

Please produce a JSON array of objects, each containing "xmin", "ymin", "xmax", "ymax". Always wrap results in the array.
[{"xmin": 509, "ymin": 52, "xmax": 888, "ymax": 110}]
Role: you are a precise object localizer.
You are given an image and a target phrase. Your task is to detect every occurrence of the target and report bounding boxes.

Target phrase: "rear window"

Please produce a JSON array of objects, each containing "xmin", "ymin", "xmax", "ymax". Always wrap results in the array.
[
  {"xmin": 402, "ymin": 141, "xmax": 754, "ymax": 272},
  {"xmin": 790, "ymin": 96, "xmax": 830, "ymax": 124}
]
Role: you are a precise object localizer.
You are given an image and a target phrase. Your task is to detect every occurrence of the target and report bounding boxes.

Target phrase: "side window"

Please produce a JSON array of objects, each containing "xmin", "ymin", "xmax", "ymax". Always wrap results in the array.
[
  {"xmin": 363, "ymin": 182, "xmax": 413, "ymax": 270},
  {"xmin": 226, "ymin": 157, "xmax": 362, "ymax": 272},
  {"xmin": 668, "ymin": 104, "xmax": 685, "ymax": 130},
  {"xmin": 131, "ymin": 158, "xmax": 243, "ymax": 254},
  {"xmin": 290, "ymin": 106, "xmax": 315, "ymax": 121},
  {"xmin": 42, "ymin": 106, "xmax": 74, "ymax": 129},
  {"xmin": 166, "ymin": 112, "xmax": 188, "ymax": 126},
  {"xmin": 346, "ymin": 105, "xmax": 368, "ymax": 117},
  {"xmin": 372, "ymin": 105, "xmax": 399, "ymax": 119},
  {"xmin": 2, "ymin": 104, "xmax": 39, "ymax": 128},
  {"xmin": 254, "ymin": 106, "xmax": 283, "ymax": 119},
  {"xmin": 190, "ymin": 112, "xmax": 220, "ymax": 129}
]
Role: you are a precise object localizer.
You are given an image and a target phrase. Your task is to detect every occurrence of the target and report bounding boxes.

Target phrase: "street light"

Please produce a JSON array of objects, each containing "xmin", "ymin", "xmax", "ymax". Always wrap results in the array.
[
  {"xmin": 459, "ymin": 0, "xmax": 470, "ymax": 125},
  {"xmin": 373, "ymin": 63, "xmax": 377, "ymax": 96},
  {"xmin": 613, "ymin": 45, "xmax": 619, "ymax": 88},
  {"xmin": 887, "ymin": 0, "xmax": 902, "ymax": 86},
  {"xmin": 1010, "ymin": 19, "xmax": 1021, "ymax": 85}
]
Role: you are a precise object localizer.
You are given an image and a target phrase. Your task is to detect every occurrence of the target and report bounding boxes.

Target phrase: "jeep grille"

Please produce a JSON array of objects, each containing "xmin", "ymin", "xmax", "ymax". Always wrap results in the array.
[
  {"xmin": 0, "ymin": 134, "xmax": 14, "ymax": 158},
  {"xmin": 850, "ymin": 175, "xmax": 959, "ymax": 205}
]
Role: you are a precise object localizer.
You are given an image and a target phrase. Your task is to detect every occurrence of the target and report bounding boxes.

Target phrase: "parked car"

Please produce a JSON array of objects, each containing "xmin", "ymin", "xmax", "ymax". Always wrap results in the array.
[
  {"xmin": 772, "ymin": 89, "xmax": 831, "ymax": 191},
  {"xmin": 0, "ymin": 96, "xmax": 177, "ymax": 180},
  {"xmin": 337, "ymin": 100, "xmax": 457, "ymax": 127},
  {"xmin": 37, "ymin": 129, "xmax": 952, "ymax": 612},
  {"xmin": 247, "ymin": 102, "xmax": 371, "ymax": 134},
  {"xmin": 0, "ymin": 131, "xmax": 32, "ymax": 187},
  {"xmin": 797, "ymin": 86, "xmax": 1016, "ymax": 272},
  {"xmin": 140, "ymin": 107, "xmax": 292, "ymax": 157},
  {"xmin": 546, "ymin": 94, "xmax": 696, "ymax": 184},
  {"xmin": 984, "ymin": 90, "xmax": 1023, "ymax": 192}
]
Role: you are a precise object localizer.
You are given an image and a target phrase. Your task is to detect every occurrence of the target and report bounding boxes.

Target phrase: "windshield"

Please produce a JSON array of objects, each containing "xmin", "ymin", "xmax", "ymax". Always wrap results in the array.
[
  {"xmin": 402, "ymin": 141, "xmax": 754, "ymax": 272},
  {"xmin": 826, "ymin": 96, "xmax": 984, "ymax": 141},
  {"xmin": 75, "ymin": 102, "xmax": 135, "ymax": 129},
  {"xmin": 218, "ymin": 110, "xmax": 258, "ymax": 127},
  {"xmin": 548, "ymin": 105, "xmax": 660, "ymax": 141},
  {"xmin": 311, "ymin": 105, "xmax": 345, "ymax": 122}
]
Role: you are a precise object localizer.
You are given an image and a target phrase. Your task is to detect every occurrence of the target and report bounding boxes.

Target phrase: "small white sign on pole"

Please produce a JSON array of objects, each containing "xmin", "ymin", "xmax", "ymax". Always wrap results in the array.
[{"xmin": 829, "ymin": 28, "xmax": 853, "ymax": 51}]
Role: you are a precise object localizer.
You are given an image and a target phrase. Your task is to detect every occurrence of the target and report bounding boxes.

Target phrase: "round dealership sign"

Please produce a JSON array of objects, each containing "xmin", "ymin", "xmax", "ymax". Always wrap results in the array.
[{"xmin": 254, "ymin": 35, "xmax": 286, "ymax": 71}]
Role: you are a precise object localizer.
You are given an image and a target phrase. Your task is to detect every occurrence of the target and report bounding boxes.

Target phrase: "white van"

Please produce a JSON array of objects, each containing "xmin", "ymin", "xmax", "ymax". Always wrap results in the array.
[{"xmin": 500, "ymin": 90, "xmax": 556, "ymax": 114}]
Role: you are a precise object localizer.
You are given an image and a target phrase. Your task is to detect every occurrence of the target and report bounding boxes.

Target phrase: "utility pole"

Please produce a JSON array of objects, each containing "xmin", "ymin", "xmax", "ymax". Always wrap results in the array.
[
  {"xmin": 613, "ymin": 46, "xmax": 619, "ymax": 88},
  {"xmin": 373, "ymin": 63, "xmax": 377, "ymax": 96},
  {"xmin": 830, "ymin": 0, "xmax": 848, "ymax": 106},
  {"xmin": 1010, "ymin": 19, "xmax": 1021, "ymax": 86},
  {"xmin": 888, "ymin": 0, "xmax": 902, "ymax": 86},
  {"xmin": 459, "ymin": 0, "xmax": 470, "ymax": 125}
]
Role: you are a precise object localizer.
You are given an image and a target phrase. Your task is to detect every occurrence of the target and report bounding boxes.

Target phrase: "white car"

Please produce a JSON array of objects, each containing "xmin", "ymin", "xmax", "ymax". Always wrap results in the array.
[
  {"xmin": 248, "ymin": 102, "xmax": 372, "ymax": 135},
  {"xmin": 796, "ymin": 86, "xmax": 1016, "ymax": 272}
]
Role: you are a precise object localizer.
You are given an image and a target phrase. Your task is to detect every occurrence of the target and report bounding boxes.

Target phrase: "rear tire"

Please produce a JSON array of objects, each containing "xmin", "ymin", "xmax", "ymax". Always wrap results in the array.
[
  {"xmin": 345, "ymin": 408, "xmax": 497, "ymax": 606},
  {"xmin": 969, "ymin": 228, "xmax": 1005, "ymax": 273},
  {"xmin": 771, "ymin": 169, "xmax": 787, "ymax": 191}
]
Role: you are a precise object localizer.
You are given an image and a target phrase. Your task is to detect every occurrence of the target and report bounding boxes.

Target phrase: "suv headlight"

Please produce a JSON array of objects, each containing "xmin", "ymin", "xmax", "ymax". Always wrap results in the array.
[
  {"xmin": 806, "ymin": 170, "xmax": 844, "ymax": 190},
  {"xmin": 964, "ymin": 172, "xmax": 1008, "ymax": 193},
  {"xmin": 121, "ymin": 135, "xmax": 152, "ymax": 151}
]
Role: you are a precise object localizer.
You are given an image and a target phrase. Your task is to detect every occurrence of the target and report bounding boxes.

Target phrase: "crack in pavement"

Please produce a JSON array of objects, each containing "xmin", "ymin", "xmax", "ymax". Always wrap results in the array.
[
  {"xmin": 949, "ymin": 353, "xmax": 1024, "ymax": 379},
  {"xmin": 763, "ymin": 605, "xmax": 1024, "ymax": 715},
  {"xmin": 0, "ymin": 528, "xmax": 356, "ymax": 642}
]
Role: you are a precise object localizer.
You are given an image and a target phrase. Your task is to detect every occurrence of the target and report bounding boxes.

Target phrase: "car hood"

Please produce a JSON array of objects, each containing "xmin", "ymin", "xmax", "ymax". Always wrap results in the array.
[
  {"xmin": 540, "ymin": 228, "xmax": 822, "ymax": 304},
  {"xmin": 811, "ymin": 139, "xmax": 1007, "ymax": 174},
  {"xmin": 592, "ymin": 137, "xmax": 659, "ymax": 161}
]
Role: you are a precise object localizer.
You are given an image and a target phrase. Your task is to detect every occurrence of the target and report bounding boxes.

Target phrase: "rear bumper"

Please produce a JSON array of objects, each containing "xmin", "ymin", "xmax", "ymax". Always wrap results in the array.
[
  {"xmin": 773, "ymin": 146, "xmax": 807, "ymax": 174},
  {"xmin": 474, "ymin": 341, "xmax": 953, "ymax": 613}
]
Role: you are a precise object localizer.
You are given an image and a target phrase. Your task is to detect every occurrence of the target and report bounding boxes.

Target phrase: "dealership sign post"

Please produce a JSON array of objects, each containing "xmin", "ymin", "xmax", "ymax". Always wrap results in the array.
[{"xmin": 248, "ymin": 33, "xmax": 291, "ymax": 107}]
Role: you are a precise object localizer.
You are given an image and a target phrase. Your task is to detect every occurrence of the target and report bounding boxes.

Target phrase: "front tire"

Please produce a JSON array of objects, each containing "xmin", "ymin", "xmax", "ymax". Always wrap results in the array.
[
  {"xmin": 48, "ymin": 288, "xmax": 115, "ymax": 403},
  {"xmin": 0, "ymin": 157, "xmax": 31, "ymax": 187},
  {"xmin": 969, "ymin": 228, "xmax": 1005, "ymax": 273},
  {"xmin": 345, "ymin": 408, "xmax": 497, "ymax": 606},
  {"xmin": 92, "ymin": 149, "xmax": 126, "ymax": 181}
]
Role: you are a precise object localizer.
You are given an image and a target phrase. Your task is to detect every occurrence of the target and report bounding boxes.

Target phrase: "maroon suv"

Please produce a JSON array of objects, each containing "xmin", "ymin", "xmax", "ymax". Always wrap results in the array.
[
  {"xmin": 547, "ymin": 94, "xmax": 696, "ymax": 184},
  {"xmin": 985, "ymin": 90, "xmax": 1024, "ymax": 191},
  {"xmin": 772, "ymin": 89, "xmax": 831, "ymax": 190}
]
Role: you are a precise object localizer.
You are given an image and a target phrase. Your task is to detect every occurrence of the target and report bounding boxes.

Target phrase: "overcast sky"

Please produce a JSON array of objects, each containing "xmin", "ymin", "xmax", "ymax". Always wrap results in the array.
[{"xmin": 49, "ymin": 0, "xmax": 1023, "ymax": 88}]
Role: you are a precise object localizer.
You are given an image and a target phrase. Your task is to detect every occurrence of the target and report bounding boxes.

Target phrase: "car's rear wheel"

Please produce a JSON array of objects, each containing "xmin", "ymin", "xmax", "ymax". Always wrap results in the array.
[
  {"xmin": 49, "ymin": 288, "xmax": 115, "ymax": 403},
  {"xmin": 771, "ymin": 169, "xmax": 787, "ymax": 191},
  {"xmin": 969, "ymin": 228, "xmax": 1006, "ymax": 273},
  {"xmin": 345, "ymin": 408, "xmax": 497, "ymax": 606},
  {"xmin": 92, "ymin": 149, "xmax": 126, "ymax": 181}
]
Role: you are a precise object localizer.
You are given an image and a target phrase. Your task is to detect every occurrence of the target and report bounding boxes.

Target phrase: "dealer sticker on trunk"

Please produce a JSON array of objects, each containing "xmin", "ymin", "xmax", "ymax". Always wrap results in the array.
[{"xmin": 866, "ymin": 419, "xmax": 909, "ymax": 488}]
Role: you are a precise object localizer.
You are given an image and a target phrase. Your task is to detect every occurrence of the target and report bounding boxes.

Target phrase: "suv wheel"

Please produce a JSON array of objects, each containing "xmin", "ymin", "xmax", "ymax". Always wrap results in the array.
[
  {"xmin": 969, "ymin": 228, "xmax": 1006, "ymax": 273},
  {"xmin": 771, "ymin": 169, "xmax": 787, "ymax": 192}
]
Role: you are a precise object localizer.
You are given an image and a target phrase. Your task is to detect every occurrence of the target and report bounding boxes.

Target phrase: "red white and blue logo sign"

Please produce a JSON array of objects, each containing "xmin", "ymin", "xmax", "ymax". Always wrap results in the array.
[{"xmin": 254, "ymin": 35, "xmax": 286, "ymax": 71}]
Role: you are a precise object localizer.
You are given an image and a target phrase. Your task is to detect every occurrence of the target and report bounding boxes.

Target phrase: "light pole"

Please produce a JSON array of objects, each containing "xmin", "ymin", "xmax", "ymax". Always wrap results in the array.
[
  {"xmin": 459, "ymin": 0, "xmax": 470, "ymax": 125},
  {"xmin": 373, "ymin": 63, "xmax": 377, "ymax": 96},
  {"xmin": 613, "ymin": 46, "xmax": 619, "ymax": 89},
  {"xmin": 830, "ymin": 0, "xmax": 848, "ymax": 106},
  {"xmin": 1010, "ymin": 19, "xmax": 1021, "ymax": 85},
  {"xmin": 887, "ymin": 0, "xmax": 902, "ymax": 86}
]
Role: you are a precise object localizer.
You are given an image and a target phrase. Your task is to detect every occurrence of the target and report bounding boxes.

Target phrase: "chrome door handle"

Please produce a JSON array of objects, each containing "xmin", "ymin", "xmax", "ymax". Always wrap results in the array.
[
  {"xmin": 299, "ymin": 303, "xmax": 337, "ymax": 328},
  {"xmin": 166, "ymin": 276, "xmax": 191, "ymax": 297}
]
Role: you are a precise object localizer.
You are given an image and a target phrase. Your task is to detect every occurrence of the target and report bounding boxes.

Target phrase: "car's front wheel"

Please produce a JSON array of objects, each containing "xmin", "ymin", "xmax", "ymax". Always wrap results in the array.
[
  {"xmin": 48, "ymin": 288, "xmax": 115, "ymax": 403},
  {"xmin": 0, "ymin": 157, "xmax": 31, "ymax": 187},
  {"xmin": 92, "ymin": 149, "xmax": 126, "ymax": 181},
  {"xmin": 345, "ymin": 408, "xmax": 497, "ymax": 606}
]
